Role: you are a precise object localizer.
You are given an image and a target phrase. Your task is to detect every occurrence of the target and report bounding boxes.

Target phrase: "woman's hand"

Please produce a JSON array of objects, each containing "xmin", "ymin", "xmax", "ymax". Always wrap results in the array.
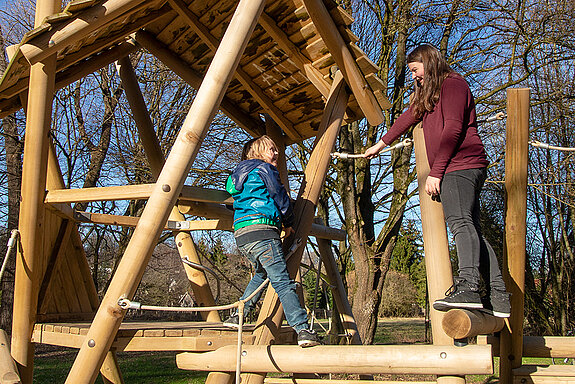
[
  {"xmin": 362, "ymin": 140, "xmax": 387, "ymax": 159},
  {"xmin": 425, "ymin": 176, "xmax": 441, "ymax": 197}
]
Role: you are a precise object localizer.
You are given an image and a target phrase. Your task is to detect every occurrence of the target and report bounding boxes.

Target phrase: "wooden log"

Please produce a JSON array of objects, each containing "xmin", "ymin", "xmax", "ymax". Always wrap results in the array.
[
  {"xmin": 441, "ymin": 309, "xmax": 504, "ymax": 339},
  {"xmin": 512, "ymin": 365, "xmax": 575, "ymax": 383},
  {"xmin": 316, "ymin": 231, "xmax": 360, "ymax": 345},
  {"xmin": 302, "ymin": 0, "xmax": 384, "ymax": 126},
  {"xmin": 413, "ymin": 123, "xmax": 463, "ymax": 384},
  {"xmin": 0, "ymin": 330, "xmax": 20, "ymax": 384},
  {"xmin": 242, "ymin": 71, "xmax": 348, "ymax": 384},
  {"xmin": 177, "ymin": 344, "xmax": 494, "ymax": 375},
  {"xmin": 264, "ymin": 380, "xmax": 434, "ymax": 384},
  {"xmin": 65, "ymin": 0, "xmax": 267, "ymax": 382},
  {"xmin": 479, "ymin": 335, "xmax": 575, "ymax": 358},
  {"xmin": 499, "ymin": 88, "xmax": 530, "ymax": 383},
  {"xmin": 116, "ymin": 56, "xmax": 220, "ymax": 322}
]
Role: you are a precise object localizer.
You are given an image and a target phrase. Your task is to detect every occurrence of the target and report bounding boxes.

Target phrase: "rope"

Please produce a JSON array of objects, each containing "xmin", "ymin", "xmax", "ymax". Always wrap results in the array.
[
  {"xmin": 477, "ymin": 112, "xmax": 506, "ymax": 124},
  {"xmin": 181, "ymin": 257, "xmax": 221, "ymax": 303},
  {"xmin": 0, "ymin": 230, "xmax": 19, "ymax": 283},
  {"xmin": 529, "ymin": 140, "xmax": 575, "ymax": 152},
  {"xmin": 331, "ymin": 138, "xmax": 413, "ymax": 159}
]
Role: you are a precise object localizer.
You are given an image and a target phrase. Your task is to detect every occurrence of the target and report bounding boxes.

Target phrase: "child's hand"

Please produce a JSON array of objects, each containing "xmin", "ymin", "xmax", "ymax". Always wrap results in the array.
[{"xmin": 282, "ymin": 226, "xmax": 294, "ymax": 239}]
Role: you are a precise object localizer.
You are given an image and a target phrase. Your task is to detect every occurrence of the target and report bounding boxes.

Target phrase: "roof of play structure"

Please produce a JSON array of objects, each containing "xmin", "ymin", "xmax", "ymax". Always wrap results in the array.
[{"xmin": 0, "ymin": 0, "xmax": 390, "ymax": 143}]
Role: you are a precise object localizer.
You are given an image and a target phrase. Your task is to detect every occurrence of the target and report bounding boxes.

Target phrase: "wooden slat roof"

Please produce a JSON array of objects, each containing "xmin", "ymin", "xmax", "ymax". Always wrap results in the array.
[{"xmin": 0, "ymin": 0, "xmax": 389, "ymax": 143}]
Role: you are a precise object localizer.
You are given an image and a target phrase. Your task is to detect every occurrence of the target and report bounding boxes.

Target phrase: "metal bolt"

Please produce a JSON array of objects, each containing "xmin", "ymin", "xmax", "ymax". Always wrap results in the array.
[
  {"xmin": 242, "ymin": 350, "xmax": 247, "ymax": 356},
  {"xmin": 207, "ymin": 341, "xmax": 212, "ymax": 346},
  {"xmin": 88, "ymin": 339, "xmax": 96, "ymax": 348},
  {"xmin": 162, "ymin": 184, "xmax": 171, "ymax": 192},
  {"xmin": 440, "ymin": 352, "xmax": 447, "ymax": 359}
]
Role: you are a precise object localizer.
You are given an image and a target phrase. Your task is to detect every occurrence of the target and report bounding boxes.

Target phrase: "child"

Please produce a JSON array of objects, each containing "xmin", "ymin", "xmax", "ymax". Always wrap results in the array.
[
  {"xmin": 224, "ymin": 135, "xmax": 320, "ymax": 347},
  {"xmin": 364, "ymin": 44, "xmax": 511, "ymax": 317}
]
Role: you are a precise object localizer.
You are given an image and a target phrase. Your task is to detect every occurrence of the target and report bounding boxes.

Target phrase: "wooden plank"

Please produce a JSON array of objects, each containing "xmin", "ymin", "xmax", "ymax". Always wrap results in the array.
[
  {"xmin": 479, "ymin": 335, "xmax": 575, "ymax": 358},
  {"xmin": 45, "ymin": 184, "xmax": 233, "ymax": 205},
  {"xmin": 513, "ymin": 365, "xmax": 575, "ymax": 383}
]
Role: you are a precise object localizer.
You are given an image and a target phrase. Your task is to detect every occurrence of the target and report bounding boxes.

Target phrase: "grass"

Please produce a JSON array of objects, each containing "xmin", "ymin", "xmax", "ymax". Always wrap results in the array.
[{"xmin": 31, "ymin": 319, "xmax": 569, "ymax": 383}]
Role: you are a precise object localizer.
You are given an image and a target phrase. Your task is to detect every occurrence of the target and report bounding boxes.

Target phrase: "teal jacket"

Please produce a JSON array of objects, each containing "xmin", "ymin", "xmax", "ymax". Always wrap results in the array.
[{"xmin": 226, "ymin": 159, "xmax": 294, "ymax": 231}]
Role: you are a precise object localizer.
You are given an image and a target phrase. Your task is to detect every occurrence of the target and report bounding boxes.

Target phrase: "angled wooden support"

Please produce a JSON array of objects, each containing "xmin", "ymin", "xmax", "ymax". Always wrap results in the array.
[
  {"xmin": 177, "ymin": 344, "xmax": 494, "ymax": 375},
  {"xmin": 167, "ymin": 0, "xmax": 302, "ymax": 142},
  {"xmin": 65, "ymin": 0, "xmax": 267, "ymax": 382},
  {"xmin": 302, "ymin": 0, "xmax": 384, "ymax": 126},
  {"xmin": 499, "ymin": 88, "xmax": 530, "ymax": 383},
  {"xmin": 441, "ymin": 309, "xmax": 504, "ymax": 339},
  {"xmin": 116, "ymin": 56, "xmax": 219, "ymax": 321},
  {"xmin": 413, "ymin": 124, "xmax": 464, "ymax": 384},
  {"xmin": 133, "ymin": 30, "xmax": 266, "ymax": 137},
  {"xmin": 242, "ymin": 71, "xmax": 349, "ymax": 384},
  {"xmin": 316, "ymin": 235, "xmax": 361, "ymax": 345}
]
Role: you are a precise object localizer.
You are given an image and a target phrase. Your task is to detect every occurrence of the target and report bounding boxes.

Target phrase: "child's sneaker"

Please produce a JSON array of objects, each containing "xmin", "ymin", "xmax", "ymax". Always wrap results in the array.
[
  {"xmin": 433, "ymin": 278, "xmax": 483, "ymax": 311},
  {"xmin": 481, "ymin": 289, "xmax": 511, "ymax": 318},
  {"xmin": 297, "ymin": 329, "xmax": 320, "ymax": 347},
  {"xmin": 223, "ymin": 314, "xmax": 240, "ymax": 328}
]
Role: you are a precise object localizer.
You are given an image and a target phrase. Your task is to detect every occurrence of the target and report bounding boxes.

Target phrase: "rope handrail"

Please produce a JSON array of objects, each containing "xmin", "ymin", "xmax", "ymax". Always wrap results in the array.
[
  {"xmin": 331, "ymin": 138, "xmax": 413, "ymax": 159},
  {"xmin": 529, "ymin": 140, "xmax": 575, "ymax": 152}
]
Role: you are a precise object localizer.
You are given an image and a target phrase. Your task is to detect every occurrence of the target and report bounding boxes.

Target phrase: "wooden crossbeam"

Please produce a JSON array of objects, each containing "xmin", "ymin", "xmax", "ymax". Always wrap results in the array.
[
  {"xmin": 44, "ymin": 184, "xmax": 233, "ymax": 205},
  {"xmin": 167, "ymin": 0, "xmax": 302, "ymax": 141},
  {"xmin": 177, "ymin": 344, "xmax": 494, "ymax": 375}
]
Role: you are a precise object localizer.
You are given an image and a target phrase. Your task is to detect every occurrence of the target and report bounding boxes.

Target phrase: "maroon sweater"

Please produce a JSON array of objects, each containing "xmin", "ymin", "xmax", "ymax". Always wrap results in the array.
[{"xmin": 381, "ymin": 74, "xmax": 488, "ymax": 179}]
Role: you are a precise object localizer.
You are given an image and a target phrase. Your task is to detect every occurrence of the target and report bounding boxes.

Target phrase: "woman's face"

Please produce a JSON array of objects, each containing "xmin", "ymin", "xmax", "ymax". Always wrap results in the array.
[
  {"xmin": 263, "ymin": 145, "xmax": 279, "ymax": 167},
  {"xmin": 408, "ymin": 61, "xmax": 424, "ymax": 86}
]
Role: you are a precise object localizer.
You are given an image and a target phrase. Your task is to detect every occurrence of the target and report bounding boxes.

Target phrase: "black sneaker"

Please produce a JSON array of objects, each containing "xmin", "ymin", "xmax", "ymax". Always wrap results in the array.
[
  {"xmin": 433, "ymin": 278, "xmax": 483, "ymax": 311},
  {"xmin": 297, "ymin": 329, "xmax": 320, "ymax": 347},
  {"xmin": 223, "ymin": 314, "xmax": 240, "ymax": 328},
  {"xmin": 481, "ymin": 289, "xmax": 511, "ymax": 318}
]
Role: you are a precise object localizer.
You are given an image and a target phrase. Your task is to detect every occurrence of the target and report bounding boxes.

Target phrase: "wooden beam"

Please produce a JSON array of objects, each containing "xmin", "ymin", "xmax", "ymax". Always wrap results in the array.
[
  {"xmin": 19, "ymin": 0, "xmax": 163, "ymax": 65},
  {"xmin": 134, "ymin": 30, "xmax": 266, "ymax": 137},
  {"xmin": 65, "ymin": 0, "xmax": 266, "ymax": 381},
  {"xmin": 167, "ymin": 0, "xmax": 302, "ymax": 141},
  {"xmin": 500, "ymin": 88, "xmax": 530, "ymax": 383},
  {"xmin": 479, "ymin": 335, "xmax": 575, "ymax": 358},
  {"xmin": 264, "ymin": 380, "xmax": 433, "ymax": 384},
  {"xmin": 302, "ymin": 0, "xmax": 384, "ymax": 126},
  {"xmin": 45, "ymin": 184, "xmax": 233, "ymax": 205},
  {"xmin": 441, "ymin": 309, "xmax": 504, "ymax": 339},
  {"xmin": 177, "ymin": 344, "xmax": 494, "ymax": 375}
]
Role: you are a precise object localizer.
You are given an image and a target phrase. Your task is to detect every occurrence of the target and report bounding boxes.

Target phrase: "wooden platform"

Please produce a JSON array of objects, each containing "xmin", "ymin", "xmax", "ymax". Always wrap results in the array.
[
  {"xmin": 513, "ymin": 364, "xmax": 575, "ymax": 383},
  {"xmin": 32, "ymin": 321, "xmax": 295, "ymax": 352}
]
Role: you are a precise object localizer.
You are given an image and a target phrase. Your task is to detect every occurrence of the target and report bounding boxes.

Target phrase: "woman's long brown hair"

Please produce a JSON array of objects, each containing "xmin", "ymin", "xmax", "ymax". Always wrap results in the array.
[{"xmin": 407, "ymin": 44, "xmax": 454, "ymax": 119}]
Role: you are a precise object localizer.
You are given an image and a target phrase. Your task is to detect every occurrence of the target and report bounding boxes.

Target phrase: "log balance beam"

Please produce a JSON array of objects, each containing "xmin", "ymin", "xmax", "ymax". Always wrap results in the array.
[
  {"xmin": 176, "ymin": 344, "xmax": 493, "ymax": 375},
  {"xmin": 441, "ymin": 309, "xmax": 505, "ymax": 339}
]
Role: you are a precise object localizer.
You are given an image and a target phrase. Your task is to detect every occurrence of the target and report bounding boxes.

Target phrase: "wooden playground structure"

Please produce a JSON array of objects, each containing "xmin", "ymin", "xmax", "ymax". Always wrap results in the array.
[{"xmin": 0, "ymin": 0, "xmax": 573, "ymax": 383}]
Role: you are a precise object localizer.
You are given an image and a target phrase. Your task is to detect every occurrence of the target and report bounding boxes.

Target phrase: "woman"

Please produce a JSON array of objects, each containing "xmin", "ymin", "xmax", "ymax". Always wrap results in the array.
[{"xmin": 364, "ymin": 44, "xmax": 510, "ymax": 317}]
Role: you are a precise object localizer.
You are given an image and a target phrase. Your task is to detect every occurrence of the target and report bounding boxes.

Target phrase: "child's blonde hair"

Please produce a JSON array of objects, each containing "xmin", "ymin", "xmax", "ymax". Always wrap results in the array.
[{"xmin": 242, "ymin": 135, "xmax": 278, "ymax": 161}]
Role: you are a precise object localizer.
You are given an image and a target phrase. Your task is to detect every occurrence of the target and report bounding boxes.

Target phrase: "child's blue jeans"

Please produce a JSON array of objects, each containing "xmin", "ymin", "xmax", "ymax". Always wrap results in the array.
[{"xmin": 237, "ymin": 237, "xmax": 309, "ymax": 332}]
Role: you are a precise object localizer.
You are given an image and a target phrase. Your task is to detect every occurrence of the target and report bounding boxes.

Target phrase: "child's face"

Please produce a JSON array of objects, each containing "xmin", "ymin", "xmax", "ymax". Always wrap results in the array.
[{"xmin": 263, "ymin": 145, "xmax": 279, "ymax": 167}]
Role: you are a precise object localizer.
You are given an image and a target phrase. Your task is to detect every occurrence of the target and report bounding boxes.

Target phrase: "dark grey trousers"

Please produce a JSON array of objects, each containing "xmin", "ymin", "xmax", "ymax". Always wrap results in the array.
[{"xmin": 439, "ymin": 167, "xmax": 506, "ymax": 292}]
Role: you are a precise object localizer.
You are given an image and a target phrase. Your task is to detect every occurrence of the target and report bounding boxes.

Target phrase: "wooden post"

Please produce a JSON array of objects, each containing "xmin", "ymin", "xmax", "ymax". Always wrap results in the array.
[
  {"xmin": 413, "ymin": 123, "xmax": 464, "ymax": 384},
  {"xmin": 12, "ymin": 0, "xmax": 61, "ymax": 381},
  {"xmin": 115, "ymin": 56, "xmax": 220, "ymax": 322},
  {"xmin": 65, "ymin": 0, "xmax": 266, "ymax": 382},
  {"xmin": 499, "ymin": 88, "xmax": 529, "ymax": 383},
  {"xmin": 241, "ymin": 71, "xmax": 349, "ymax": 384}
]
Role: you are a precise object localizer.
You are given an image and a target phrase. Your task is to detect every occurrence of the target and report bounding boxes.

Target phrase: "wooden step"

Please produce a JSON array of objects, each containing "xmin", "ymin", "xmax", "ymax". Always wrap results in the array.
[{"xmin": 513, "ymin": 364, "xmax": 575, "ymax": 383}]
